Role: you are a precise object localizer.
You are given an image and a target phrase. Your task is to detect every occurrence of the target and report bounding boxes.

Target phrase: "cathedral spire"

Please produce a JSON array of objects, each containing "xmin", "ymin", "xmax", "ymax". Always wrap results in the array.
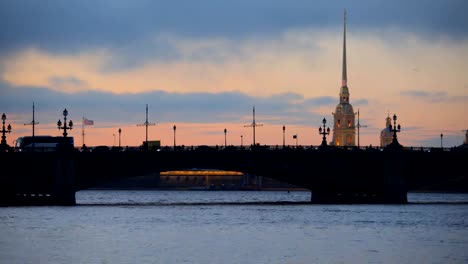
[
  {"xmin": 342, "ymin": 9, "xmax": 347, "ymax": 88},
  {"xmin": 332, "ymin": 9, "xmax": 355, "ymax": 147}
]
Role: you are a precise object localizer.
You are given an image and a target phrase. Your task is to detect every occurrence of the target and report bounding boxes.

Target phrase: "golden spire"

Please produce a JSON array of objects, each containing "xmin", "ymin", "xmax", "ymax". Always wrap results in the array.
[{"xmin": 342, "ymin": 9, "xmax": 347, "ymax": 88}]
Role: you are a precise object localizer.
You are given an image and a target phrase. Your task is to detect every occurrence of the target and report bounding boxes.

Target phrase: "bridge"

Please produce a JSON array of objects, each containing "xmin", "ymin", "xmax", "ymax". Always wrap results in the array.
[{"xmin": 1, "ymin": 144, "xmax": 467, "ymax": 206}]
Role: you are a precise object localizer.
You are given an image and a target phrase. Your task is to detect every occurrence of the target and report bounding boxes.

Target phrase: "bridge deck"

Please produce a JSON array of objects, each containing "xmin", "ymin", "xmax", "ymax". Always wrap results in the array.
[{"xmin": 1, "ymin": 146, "xmax": 467, "ymax": 205}]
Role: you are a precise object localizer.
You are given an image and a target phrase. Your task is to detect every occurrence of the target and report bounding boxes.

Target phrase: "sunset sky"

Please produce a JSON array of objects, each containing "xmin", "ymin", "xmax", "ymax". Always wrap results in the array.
[{"xmin": 1, "ymin": 0, "xmax": 467, "ymax": 148}]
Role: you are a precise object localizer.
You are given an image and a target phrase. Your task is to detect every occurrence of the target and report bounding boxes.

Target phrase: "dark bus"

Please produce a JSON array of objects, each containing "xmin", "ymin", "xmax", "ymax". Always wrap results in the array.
[{"xmin": 15, "ymin": 136, "xmax": 74, "ymax": 152}]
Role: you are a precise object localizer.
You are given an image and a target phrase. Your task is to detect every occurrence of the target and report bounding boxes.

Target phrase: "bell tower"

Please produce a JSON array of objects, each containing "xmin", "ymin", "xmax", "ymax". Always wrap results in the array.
[{"xmin": 331, "ymin": 9, "xmax": 356, "ymax": 146}]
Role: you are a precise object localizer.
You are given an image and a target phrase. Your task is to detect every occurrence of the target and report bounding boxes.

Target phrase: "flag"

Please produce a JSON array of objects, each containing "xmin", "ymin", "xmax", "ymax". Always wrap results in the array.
[{"xmin": 83, "ymin": 118, "xmax": 94, "ymax": 125}]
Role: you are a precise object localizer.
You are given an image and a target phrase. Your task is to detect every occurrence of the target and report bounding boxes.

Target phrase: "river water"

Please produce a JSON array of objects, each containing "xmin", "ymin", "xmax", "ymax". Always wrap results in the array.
[{"xmin": 1, "ymin": 191, "xmax": 467, "ymax": 264}]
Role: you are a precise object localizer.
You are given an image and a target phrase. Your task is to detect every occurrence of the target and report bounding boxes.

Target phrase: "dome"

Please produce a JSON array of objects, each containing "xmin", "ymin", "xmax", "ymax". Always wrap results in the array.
[
  {"xmin": 380, "ymin": 117, "xmax": 393, "ymax": 147},
  {"xmin": 381, "ymin": 127, "xmax": 392, "ymax": 137},
  {"xmin": 335, "ymin": 103, "xmax": 354, "ymax": 114}
]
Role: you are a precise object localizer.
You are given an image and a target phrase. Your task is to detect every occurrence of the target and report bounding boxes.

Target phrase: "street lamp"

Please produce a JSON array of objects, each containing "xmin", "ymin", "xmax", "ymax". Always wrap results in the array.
[
  {"xmin": 1, "ymin": 113, "xmax": 12, "ymax": 147},
  {"xmin": 241, "ymin": 135, "xmax": 243, "ymax": 147},
  {"xmin": 224, "ymin": 128, "xmax": 227, "ymax": 147},
  {"xmin": 173, "ymin": 125, "xmax": 177, "ymax": 150},
  {"xmin": 282, "ymin": 125, "xmax": 286, "ymax": 148},
  {"xmin": 440, "ymin": 133, "xmax": 443, "ymax": 148},
  {"xmin": 57, "ymin": 108, "xmax": 73, "ymax": 138},
  {"xmin": 389, "ymin": 114, "xmax": 401, "ymax": 146},
  {"xmin": 318, "ymin": 118, "xmax": 330, "ymax": 147},
  {"xmin": 118, "ymin": 128, "xmax": 122, "ymax": 147}
]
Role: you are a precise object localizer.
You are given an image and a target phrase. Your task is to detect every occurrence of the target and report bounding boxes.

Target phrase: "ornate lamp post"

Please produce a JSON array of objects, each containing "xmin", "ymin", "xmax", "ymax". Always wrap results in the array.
[
  {"xmin": 389, "ymin": 114, "xmax": 401, "ymax": 146},
  {"xmin": 118, "ymin": 128, "xmax": 122, "ymax": 147},
  {"xmin": 224, "ymin": 128, "xmax": 227, "ymax": 147},
  {"xmin": 1, "ymin": 113, "xmax": 12, "ymax": 147},
  {"xmin": 57, "ymin": 108, "xmax": 73, "ymax": 138},
  {"xmin": 318, "ymin": 118, "xmax": 330, "ymax": 147},
  {"xmin": 282, "ymin": 125, "xmax": 286, "ymax": 148},
  {"xmin": 173, "ymin": 125, "xmax": 176, "ymax": 150}
]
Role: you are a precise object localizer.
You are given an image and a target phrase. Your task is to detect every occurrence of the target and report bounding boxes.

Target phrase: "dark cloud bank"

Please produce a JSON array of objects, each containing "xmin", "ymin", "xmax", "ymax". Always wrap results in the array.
[
  {"xmin": 0, "ymin": 82, "xmax": 368, "ymax": 126},
  {"xmin": 1, "ymin": 0, "xmax": 466, "ymax": 56}
]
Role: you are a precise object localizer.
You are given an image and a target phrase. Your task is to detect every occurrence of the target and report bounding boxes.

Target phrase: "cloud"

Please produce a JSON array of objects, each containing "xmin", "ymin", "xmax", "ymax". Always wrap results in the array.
[
  {"xmin": 4, "ymin": 27, "xmax": 466, "ymax": 101},
  {"xmin": 0, "ymin": 82, "xmax": 336, "ymax": 126},
  {"xmin": 0, "ymin": 0, "xmax": 466, "ymax": 56},
  {"xmin": 400, "ymin": 90, "xmax": 468, "ymax": 103},
  {"xmin": 303, "ymin": 96, "xmax": 335, "ymax": 106},
  {"xmin": 48, "ymin": 76, "xmax": 88, "ymax": 92},
  {"xmin": 400, "ymin": 90, "xmax": 445, "ymax": 97}
]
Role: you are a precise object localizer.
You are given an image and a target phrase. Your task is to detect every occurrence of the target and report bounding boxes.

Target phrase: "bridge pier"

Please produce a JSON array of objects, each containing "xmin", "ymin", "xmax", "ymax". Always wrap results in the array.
[
  {"xmin": 308, "ymin": 145, "xmax": 408, "ymax": 204},
  {"xmin": 382, "ymin": 148, "xmax": 408, "ymax": 204},
  {"xmin": 310, "ymin": 191, "xmax": 336, "ymax": 204},
  {"xmin": 51, "ymin": 148, "xmax": 76, "ymax": 206}
]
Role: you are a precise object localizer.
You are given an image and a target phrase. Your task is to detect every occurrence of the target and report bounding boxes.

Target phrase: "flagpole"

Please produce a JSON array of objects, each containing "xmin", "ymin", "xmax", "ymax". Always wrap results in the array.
[{"xmin": 82, "ymin": 116, "xmax": 85, "ymax": 147}]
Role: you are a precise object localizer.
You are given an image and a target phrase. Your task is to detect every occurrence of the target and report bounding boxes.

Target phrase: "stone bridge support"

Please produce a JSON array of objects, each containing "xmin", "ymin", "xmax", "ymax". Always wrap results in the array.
[
  {"xmin": 382, "ymin": 148, "xmax": 408, "ymax": 203},
  {"xmin": 52, "ymin": 151, "xmax": 76, "ymax": 205}
]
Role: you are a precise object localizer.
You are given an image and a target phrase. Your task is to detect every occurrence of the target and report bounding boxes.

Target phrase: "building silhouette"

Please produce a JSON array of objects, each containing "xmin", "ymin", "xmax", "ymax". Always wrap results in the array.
[{"xmin": 331, "ymin": 10, "xmax": 356, "ymax": 146}]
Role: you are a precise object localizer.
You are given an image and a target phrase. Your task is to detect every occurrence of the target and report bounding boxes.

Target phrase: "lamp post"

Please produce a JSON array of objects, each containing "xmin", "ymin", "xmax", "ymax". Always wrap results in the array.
[
  {"xmin": 1, "ymin": 113, "xmax": 12, "ymax": 147},
  {"xmin": 173, "ymin": 125, "xmax": 177, "ymax": 150},
  {"xmin": 118, "ymin": 128, "xmax": 122, "ymax": 147},
  {"xmin": 389, "ymin": 114, "xmax": 401, "ymax": 146},
  {"xmin": 282, "ymin": 125, "xmax": 285, "ymax": 148},
  {"xmin": 318, "ymin": 118, "xmax": 330, "ymax": 147},
  {"xmin": 241, "ymin": 135, "xmax": 243, "ymax": 147},
  {"xmin": 57, "ymin": 108, "xmax": 73, "ymax": 138},
  {"xmin": 440, "ymin": 133, "xmax": 443, "ymax": 148},
  {"xmin": 224, "ymin": 128, "xmax": 227, "ymax": 147}
]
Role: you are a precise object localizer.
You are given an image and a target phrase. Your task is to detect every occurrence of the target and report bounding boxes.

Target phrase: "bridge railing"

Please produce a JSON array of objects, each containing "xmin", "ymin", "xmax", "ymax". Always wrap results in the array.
[{"xmin": 71, "ymin": 144, "xmax": 466, "ymax": 153}]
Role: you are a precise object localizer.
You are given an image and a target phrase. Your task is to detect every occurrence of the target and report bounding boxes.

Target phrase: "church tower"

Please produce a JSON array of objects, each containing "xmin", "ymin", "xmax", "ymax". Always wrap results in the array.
[{"xmin": 331, "ymin": 10, "xmax": 356, "ymax": 146}]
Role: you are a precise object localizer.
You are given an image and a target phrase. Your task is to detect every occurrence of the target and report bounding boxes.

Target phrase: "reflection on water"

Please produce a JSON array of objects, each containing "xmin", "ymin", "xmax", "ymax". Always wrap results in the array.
[
  {"xmin": 1, "ymin": 191, "xmax": 468, "ymax": 264},
  {"xmin": 76, "ymin": 190, "xmax": 311, "ymax": 205}
]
